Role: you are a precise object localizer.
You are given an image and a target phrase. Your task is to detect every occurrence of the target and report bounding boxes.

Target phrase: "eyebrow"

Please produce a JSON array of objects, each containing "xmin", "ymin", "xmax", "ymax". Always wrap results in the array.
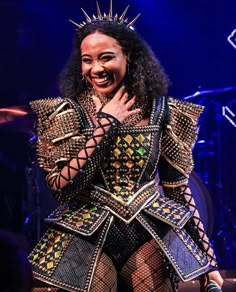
[{"xmin": 81, "ymin": 51, "xmax": 116, "ymax": 58}]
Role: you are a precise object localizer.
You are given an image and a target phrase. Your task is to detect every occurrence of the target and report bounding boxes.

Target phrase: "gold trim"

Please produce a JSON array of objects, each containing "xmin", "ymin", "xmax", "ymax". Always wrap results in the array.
[
  {"xmin": 93, "ymin": 179, "xmax": 156, "ymax": 207},
  {"xmin": 104, "ymin": 193, "xmax": 157, "ymax": 224}
]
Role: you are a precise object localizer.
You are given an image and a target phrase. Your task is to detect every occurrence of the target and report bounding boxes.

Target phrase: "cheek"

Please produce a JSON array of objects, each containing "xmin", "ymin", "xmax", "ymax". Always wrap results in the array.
[
  {"xmin": 118, "ymin": 61, "xmax": 127, "ymax": 79},
  {"xmin": 112, "ymin": 58, "xmax": 127, "ymax": 79},
  {"xmin": 81, "ymin": 63, "xmax": 88, "ymax": 75}
]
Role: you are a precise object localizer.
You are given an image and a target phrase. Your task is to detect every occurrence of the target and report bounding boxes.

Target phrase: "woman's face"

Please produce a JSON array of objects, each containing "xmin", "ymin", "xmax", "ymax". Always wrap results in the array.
[{"xmin": 81, "ymin": 32, "xmax": 127, "ymax": 96}]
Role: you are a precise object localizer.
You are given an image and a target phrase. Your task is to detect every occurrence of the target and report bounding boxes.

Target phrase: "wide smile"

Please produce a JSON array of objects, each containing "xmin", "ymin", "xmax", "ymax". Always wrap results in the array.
[
  {"xmin": 89, "ymin": 73, "xmax": 114, "ymax": 87},
  {"xmin": 93, "ymin": 75, "xmax": 110, "ymax": 85}
]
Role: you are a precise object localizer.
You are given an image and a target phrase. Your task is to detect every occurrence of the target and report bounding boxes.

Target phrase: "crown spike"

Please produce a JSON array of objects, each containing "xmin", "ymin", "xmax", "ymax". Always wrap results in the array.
[
  {"xmin": 127, "ymin": 13, "xmax": 141, "ymax": 28},
  {"xmin": 69, "ymin": 19, "xmax": 83, "ymax": 29},
  {"xmin": 108, "ymin": 0, "xmax": 113, "ymax": 19},
  {"xmin": 70, "ymin": 3, "xmax": 140, "ymax": 30},
  {"xmin": 81, "ymin": 8, "xmax": 91, "ymax": 22},
  {"xmin": 96, "ymin": 1, "xmax": 103, "ymax": 20},
  {"xmin": 119, "ymin": 5, "xmax": 129, "ymax": 22}
]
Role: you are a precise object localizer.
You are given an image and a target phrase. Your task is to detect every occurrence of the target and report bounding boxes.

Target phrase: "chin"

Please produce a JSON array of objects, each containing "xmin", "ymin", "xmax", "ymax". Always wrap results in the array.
[{"xmin": 95, "ymin": 86, "xmax": 115, "ymax": 96}]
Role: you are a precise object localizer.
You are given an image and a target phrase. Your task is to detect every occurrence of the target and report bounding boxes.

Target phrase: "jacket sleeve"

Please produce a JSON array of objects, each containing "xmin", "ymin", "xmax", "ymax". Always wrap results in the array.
[
  {"xmin": 158, "ymin": 97, "xmax": 218, "ymax": 268},
  {"xmin": 30, "ymin": 97, "xmax": 120, "ymax": 204}
]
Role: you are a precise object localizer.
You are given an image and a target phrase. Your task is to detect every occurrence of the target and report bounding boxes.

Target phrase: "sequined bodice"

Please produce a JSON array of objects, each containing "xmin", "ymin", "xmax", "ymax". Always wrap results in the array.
[
  {"xmin": 80, "ymin": 97, "xmax": 166, "ymax": 211},
  {"xmin": 100, "ymin": 126, "xmax": 161, "ymax": 204}
]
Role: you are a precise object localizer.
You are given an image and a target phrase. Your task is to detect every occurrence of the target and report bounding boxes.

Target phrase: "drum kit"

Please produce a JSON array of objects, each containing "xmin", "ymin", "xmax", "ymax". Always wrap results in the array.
[
  {"xmin": 0, "ymin": 85, "xmax": 236, "ymax": 265},
  {"xmin": 0, "ymin": 104, "xmax": 34, "ymax": 134}
]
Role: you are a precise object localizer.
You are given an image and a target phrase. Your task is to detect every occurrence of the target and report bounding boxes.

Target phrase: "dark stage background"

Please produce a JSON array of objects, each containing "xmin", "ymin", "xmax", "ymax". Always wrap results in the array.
[{"xmin": 0, "ymin": 0, "xmax": 236, "ymax": 270}]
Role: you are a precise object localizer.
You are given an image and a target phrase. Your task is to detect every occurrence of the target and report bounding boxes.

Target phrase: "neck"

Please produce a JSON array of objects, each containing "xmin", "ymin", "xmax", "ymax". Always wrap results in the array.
[
  {"xmin": 92, "ymin": 84, "xmax": 124, "ymax": 102},
  {"xmin": 78, "ymin": 87, "xmax": 148, "ymax": 126},
  {"xmin": 92, "ymin": 88, "xmax": 116, "ymax": 105}
]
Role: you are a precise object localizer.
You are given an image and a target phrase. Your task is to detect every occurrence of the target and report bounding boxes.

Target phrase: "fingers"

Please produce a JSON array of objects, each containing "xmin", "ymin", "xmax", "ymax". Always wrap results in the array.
[
  {"xmin": 120, "ymin": 93, "xmax": 141, "ymax": 118},
  {"xmin": 103, "ymin": 86, "xmax": 141, "ymax": 123},
  {"xmin": 113, "ymin": 86, "xmax": 132, "ymax": 105},
  {"xmin": 113, "ymin": 85, "xmax": 126, "ymax": 101},
  {"xmin": 125, "ymin": 95, "xmax": 136, "ymax": 109},
  {"xmin": 113, "ymin": 86, "xmax": 135, "ymax": 107},
  {"xmin": 207, "ymin": 271, "xmax": 224, "ymax": 289},
  {"xmin": 126, "ymin": 108, "xmax": 141, "ymax": 118}
]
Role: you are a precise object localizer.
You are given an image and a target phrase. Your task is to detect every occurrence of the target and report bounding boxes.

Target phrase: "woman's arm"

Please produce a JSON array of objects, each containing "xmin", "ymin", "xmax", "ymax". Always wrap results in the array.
[
  {"xmin": 46, "ymin": 111, "xmax": 120, "ymax": 191},
  {"xmin": 158, "ymin": 97, "xmax": 223, "ymax": 289},
  {"xmin": 30, "ymin": 87, "xmax": 140, "ymax": 203}
]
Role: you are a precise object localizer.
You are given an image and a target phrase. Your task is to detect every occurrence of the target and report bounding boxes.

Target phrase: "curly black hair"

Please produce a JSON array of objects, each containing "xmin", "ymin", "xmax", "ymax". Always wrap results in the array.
[{"xmin": 60, "ymin": 21, "xmax": 170, "ymax": 107}]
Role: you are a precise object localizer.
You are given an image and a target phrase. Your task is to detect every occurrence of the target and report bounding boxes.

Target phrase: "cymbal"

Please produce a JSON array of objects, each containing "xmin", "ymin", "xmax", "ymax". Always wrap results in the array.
[
  {"xmin": 183, "ymin": 86, "xmax": 236, "ymax": 100},
  {"xmin": 0, "ymin": 105, "xmax": 34, "ymax": 133}
]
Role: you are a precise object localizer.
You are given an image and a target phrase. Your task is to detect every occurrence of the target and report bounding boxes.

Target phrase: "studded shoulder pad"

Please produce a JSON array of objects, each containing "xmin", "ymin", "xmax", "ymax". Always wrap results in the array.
[
  {"xmin": 159, "ymin": 97, "xmax": 204, "ymax": 186},
  {"xmin": 30, "ymin": 97, "xmax": 85, "ymax": 173}
]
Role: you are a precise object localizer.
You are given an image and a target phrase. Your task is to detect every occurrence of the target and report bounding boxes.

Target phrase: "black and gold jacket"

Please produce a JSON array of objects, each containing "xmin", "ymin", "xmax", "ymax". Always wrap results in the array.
[{"xmin": 28, "ymin": 96, "xmax": 211, "ymax": 292}]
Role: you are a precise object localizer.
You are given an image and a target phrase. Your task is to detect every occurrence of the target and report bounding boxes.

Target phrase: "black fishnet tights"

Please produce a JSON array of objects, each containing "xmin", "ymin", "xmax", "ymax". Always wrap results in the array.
[
  {"xmin": 34, "ymin": 240, "xmax": 174, "ymax": 291},
  {"xmin": 163, "ymin": 185, "xmax": 217, "ymax": 267},
  {"xmin": 119, "ymin": 239, "xmax": 173, "ymax": 292},
  {"xmin": 90, "ymin": 253, "xmax": 117, "ymax": 292},
  {"xmin": 90, "ymin": 239, "xmax": 173, "ymax": 292}
]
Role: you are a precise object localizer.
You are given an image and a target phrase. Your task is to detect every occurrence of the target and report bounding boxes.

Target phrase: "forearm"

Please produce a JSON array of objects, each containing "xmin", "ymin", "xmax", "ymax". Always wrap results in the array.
[
  {"xmin": 46, "ymin": 112, "xmax": 120, "ymax": 192},
  {"xmin": 163, "ymin": 184, "xmax": 218, "ymax": 267}
]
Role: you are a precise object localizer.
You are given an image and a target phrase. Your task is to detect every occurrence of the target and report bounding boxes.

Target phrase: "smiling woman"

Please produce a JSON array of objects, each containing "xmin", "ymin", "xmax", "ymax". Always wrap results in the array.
[
  {"xmin": 81, "ymin": 32, "xmax": 127, "ymax": 95},
  {"xmin": 28, "ymin": 1, "xmax": 223, "ymax": 291}
]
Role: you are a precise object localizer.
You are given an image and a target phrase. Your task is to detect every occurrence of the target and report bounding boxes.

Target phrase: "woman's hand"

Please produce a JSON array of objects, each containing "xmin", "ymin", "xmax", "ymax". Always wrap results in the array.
[
  {"xmin": 200, "ymin": 270, "xmax": 224, "ymax": 291},
  {"xmin": 92, "ymin": 86, "xmax": 141, "ymax": 124},
  {"xmin": 207, "ymin": 270, "xmax": 224, "ymax": 289}
]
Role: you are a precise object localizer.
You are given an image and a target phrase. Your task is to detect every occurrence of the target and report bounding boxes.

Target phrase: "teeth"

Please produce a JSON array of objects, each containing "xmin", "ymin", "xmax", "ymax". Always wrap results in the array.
[{"xmin": 94, "ymin": 76, "xmax": 109, "ymax": 83}]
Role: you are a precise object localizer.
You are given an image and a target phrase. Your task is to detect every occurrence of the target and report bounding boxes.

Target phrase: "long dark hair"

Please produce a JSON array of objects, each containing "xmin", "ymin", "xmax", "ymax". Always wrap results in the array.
[{"xmin": 60, "ymin": 21, "xmax": 170, "ymax": 106}]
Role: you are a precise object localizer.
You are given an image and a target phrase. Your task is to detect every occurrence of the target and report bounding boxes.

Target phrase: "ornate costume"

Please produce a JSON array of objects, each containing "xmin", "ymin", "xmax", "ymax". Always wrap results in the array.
[{"xmin": 28, "ymin": 95, "xmax": 216, "ymax": 291}]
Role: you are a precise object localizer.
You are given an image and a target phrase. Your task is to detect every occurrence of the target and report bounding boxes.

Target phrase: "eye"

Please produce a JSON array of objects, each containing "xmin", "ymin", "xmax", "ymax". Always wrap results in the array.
[
  {"xmin": 101, "ymin": 55, "xmax": 114, "ymax": 61},
  {"xmin": 82, "ymin": 58, "xmax": 92, "ymax": 64}
]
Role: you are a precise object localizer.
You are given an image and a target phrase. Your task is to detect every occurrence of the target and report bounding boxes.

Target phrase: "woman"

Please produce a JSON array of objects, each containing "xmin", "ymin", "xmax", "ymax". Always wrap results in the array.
[{"xmin": 29, "ymin": 1, "xmax": 223, "ymax": 291}]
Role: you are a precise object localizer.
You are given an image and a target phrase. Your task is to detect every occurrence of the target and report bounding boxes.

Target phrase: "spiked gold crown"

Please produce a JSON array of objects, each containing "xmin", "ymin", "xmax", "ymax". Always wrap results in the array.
[{"xmin": 69, "ymin": 0, "xmax": 140, "ymax": 30}]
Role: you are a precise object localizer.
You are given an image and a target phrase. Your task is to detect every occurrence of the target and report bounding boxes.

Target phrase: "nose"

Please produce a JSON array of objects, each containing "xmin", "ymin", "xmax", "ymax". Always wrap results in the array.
[{"xmin": 91, "ymin": 60, "xmax": 104, "ymax": 75}]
